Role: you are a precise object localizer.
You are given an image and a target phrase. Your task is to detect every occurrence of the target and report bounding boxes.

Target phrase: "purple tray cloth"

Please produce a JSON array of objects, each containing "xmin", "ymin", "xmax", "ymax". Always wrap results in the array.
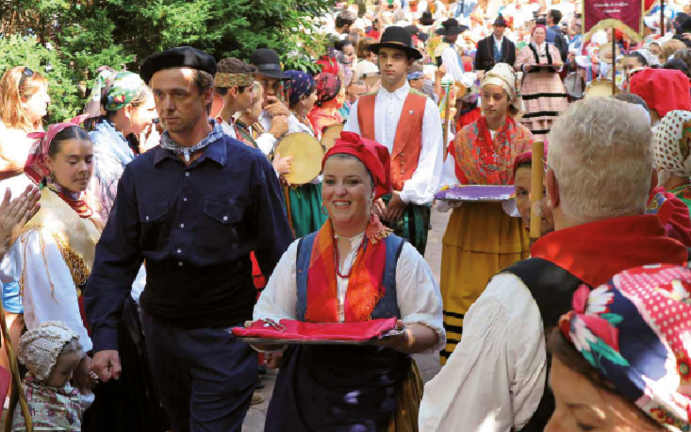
[{"xmin": 435, "ymin": 185, "xmax": 515, "ymax": 202}]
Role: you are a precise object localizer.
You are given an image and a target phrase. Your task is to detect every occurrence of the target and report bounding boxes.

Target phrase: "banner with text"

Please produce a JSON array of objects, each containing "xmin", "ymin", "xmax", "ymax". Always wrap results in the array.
[{"xmin": 583, "ymin": 0, "xmax": 644, "ymax": 42}]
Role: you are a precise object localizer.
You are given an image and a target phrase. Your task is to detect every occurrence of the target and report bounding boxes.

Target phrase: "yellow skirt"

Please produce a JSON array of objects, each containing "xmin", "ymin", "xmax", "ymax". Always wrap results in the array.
[
  {"xmin": 385, "ymin": 360, "xmax": 424, "ymax": 432},
  {"xmin": 439, "ymin": 202, "xmax": 529, "ymax": 365}
]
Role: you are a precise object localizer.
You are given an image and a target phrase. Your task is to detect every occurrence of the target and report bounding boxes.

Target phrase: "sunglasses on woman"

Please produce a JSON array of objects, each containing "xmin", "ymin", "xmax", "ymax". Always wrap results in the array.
[{"xmin": 18, "ymin": 67, "xmax": 34, "ymax": 88}]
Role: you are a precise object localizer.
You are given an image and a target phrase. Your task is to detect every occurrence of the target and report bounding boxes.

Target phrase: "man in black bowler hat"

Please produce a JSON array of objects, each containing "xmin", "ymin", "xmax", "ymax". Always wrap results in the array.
[
  {"xmin": 85, "ymin": 46, "xmax": 293, "ymax": 432},
  {"xmin": 474, "ymin": 15, "xmax": 517, "ymax": 73},
  {"xmin": 435, "ymin": 18, "xmax": 469, "ymax": 81}
]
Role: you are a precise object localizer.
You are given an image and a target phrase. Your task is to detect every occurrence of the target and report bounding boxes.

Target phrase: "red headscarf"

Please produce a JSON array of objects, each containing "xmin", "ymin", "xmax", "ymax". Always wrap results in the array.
[
  {"xmin": 629, "ymin": 69, "xmax": 691, "ymax": 118},
  {"xmin": 511, "ymin": 142, "xmax": 549, "ymax": 180},
  {"xmin": 317, "ymin": 55, "xmax": 341, "ymax": 76},
  {"xmin": 531, "ymin": 24, "xmax": 547, "ymax": 36},
  {"xmin": 323, "ymin": 131, "xmax": 392, "ymax": 200}
]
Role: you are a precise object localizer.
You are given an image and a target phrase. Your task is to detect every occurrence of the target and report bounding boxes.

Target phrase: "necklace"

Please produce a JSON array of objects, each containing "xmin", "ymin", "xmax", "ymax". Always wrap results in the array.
[{"xmin": 333, "ymin": 233, "xmax": 367, "ymax": 279}]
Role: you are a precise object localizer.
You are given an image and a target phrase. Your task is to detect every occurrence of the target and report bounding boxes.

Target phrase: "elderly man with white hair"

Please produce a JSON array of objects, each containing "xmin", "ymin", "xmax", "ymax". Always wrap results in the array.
[{"xmin": 418, "ymin": 97, "xmax": 690, "ymax": 432}]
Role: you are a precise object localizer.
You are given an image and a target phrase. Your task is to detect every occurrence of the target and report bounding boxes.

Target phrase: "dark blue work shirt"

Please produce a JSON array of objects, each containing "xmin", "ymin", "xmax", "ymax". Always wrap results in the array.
[{"xmin": 85, "ymin": 132, "xmax": 293, "ymax": 353}]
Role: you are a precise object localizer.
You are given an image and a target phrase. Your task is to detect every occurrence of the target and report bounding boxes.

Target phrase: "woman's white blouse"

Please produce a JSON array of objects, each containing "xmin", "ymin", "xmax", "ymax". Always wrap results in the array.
[{"xmin": 253, "ymin": 235, "xmax": 446, "ymax": 352}]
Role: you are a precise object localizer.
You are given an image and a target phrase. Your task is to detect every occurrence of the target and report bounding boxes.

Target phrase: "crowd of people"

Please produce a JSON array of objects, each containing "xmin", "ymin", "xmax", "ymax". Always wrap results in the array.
[{"xmin": 0, "ymin": 0, "xmax": 690, "ymax": 431}]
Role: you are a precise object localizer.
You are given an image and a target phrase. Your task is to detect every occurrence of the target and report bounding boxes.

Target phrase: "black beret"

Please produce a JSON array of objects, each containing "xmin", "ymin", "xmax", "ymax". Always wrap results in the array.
[{"xmin": 140, "ymin": 46, "xmax": 217, "ymax": 85}]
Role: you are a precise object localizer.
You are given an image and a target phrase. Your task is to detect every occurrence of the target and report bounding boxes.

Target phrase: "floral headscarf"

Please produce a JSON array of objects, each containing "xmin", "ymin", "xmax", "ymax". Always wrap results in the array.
[
  {"xmin": 653, "ymin": 110, "xmax": 691, "ymax": 178},
  {"xmin": 314, "ymin": 73, "xmax": 342, "ymax": 107},
  {"xmin": 25, "ymin": 115, "xmax": 94, "ymax": 218},
  {"xmin": 285, "ymin": 70, "xmax": 315, "ymax": 107},
  {"xmin": 102, "ymin": 72, "xmax": 146, "ymax": 111},
  {"xmin": 559, "ymin": 264, "xmax": 691, "ymax": 432}
]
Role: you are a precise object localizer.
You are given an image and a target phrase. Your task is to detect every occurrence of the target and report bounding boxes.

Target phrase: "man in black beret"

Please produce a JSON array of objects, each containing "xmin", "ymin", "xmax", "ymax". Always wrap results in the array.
[
  {"xmin": 474, "ymin": 15, "xmax": 517, "ymax": 73},
  {"xmin": 86, "ymin": 46, "xmax": 293, "ymax": 432}
]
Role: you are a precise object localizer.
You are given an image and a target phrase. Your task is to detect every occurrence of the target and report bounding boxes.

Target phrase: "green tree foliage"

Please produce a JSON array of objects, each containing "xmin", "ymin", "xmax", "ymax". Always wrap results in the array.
[{"xmin": 0, "ymin": 0, "xmax": 330, "ymax": 123}]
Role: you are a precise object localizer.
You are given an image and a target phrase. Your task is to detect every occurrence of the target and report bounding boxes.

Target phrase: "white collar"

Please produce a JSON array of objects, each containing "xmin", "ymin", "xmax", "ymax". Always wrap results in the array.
[
  {"xmin": 378, "ymin": 81, "xmax": 410, "ymax": 101},
  {"xmin": 494, "ymin": 35, "xmax": 504, "ymax": 44},
  {"xmin": 334, "ymin": 231, "xmax": 366, "ymax": 246}
]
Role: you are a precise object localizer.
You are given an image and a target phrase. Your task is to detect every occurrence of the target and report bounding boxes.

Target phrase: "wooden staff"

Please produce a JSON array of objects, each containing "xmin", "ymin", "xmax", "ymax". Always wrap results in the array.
[
  {"xmin": 611, "ymin": 28, "xmax": 617, "ymax": 95},
  {"xmin": 0, "ymin": 301, "xmax": 32, "ymax": 432},
  {"xmin": 660, "ymin": 0, "xmax": 665, "ymax": 37},
  {"xmin": 442, "ymin": 83, "xmax": 453, "ymax": 160},
  {"xmin": 530, "ymin": 141, "xmax": 545, "ymax": 245}
]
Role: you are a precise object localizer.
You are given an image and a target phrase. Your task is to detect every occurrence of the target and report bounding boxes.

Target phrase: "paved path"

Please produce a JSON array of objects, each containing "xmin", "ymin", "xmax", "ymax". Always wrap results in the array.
[{"xmin": 242, "ymin": 206, "xmax": 450, "ymax": 432}]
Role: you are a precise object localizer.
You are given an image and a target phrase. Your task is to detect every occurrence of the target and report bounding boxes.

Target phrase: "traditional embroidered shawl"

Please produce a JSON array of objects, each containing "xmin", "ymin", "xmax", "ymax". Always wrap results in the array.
[{"xmin": 453, "ymin": 116, "xmax": 533, "ymax": 185}]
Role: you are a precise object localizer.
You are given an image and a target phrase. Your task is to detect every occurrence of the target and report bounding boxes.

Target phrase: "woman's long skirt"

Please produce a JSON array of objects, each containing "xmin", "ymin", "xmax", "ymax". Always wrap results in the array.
[
  {"xmin": 520, "ymin": 70, "xmax": 569, "ymax": 141},
  {"xmin": 439, "ymin": 202, "xmax": 529, "ymax": 365}
]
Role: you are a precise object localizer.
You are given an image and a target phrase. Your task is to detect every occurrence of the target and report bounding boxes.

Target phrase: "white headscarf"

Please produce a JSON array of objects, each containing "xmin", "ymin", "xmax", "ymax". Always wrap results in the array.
[{"xmin": 480, "ymin": 62, "xmax": 525, "ymax": 114}]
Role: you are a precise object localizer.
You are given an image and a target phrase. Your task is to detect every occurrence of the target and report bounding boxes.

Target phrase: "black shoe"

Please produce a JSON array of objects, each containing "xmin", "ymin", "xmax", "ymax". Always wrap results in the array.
[{"xmin": 258, "ymin": 366, "xmax": 267, "ymax": 375}]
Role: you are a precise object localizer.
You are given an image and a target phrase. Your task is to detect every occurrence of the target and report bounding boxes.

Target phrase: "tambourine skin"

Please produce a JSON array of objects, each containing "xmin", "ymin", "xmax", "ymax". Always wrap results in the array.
[
  {"xmin": 321, "ymin": 124, "xmax": 345, "ymax": 152},
  {"xmin": 583, "ymin": 78, "xmax": 621, "ymax": 99},
  {"xmin": 274, "ymin": 132, "xmax": 324, "ymax": 185}
]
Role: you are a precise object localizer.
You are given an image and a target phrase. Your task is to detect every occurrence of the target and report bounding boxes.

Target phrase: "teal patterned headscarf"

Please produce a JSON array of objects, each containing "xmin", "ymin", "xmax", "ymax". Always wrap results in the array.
[{"xmin": 103, "ymin": 72, "xmax": 146, "ymax": 111}]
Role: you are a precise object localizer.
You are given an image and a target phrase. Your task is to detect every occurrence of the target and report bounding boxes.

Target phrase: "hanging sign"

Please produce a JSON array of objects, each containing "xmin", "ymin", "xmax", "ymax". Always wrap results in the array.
[{"xmin": 583, "ymin": 0, "xmax": 644, "ymax": 42}]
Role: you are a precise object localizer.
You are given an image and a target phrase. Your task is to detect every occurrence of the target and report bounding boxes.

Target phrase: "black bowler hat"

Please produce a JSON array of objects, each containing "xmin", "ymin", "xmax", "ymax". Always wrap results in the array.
[
  {"xmin": 494, "ymin": 15, "xmax": 508, "ymax": 28},
  {"xmin": 250, "ymin": 48, "xmax": 288, "ymax": 80},
  {"xmin": 368, "ymin": 26, "xmax": 423, "ymax": 60},
  {"xmin": 436, "ymin": 18, "xmax": 468, "ymax": 36},
  {"xmin": 140, "ymin": 46, "xmax": 216, "ymax": 85},
  {"xmin": 419, "ymin": 11, "xmax": 435, "ymax": 26}
]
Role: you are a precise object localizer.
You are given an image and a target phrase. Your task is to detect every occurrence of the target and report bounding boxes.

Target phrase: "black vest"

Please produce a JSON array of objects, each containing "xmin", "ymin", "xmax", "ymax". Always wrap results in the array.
[{"xmin": 501, "ymin": 258, "xmax": 584, "ymax": 431}]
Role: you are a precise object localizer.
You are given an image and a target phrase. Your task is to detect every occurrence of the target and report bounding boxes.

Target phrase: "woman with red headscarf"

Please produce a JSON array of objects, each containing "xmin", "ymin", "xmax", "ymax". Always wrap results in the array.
[
  {"xmin": 515, "ymin": 24, "xmax": 569, "ymax": 141},
  {"xmin": 253, "ymin": 132, "xmax": 444, "ymax": 432},
  {"xmin": 629, "ymin": 68, "xmax": 691, "ymax": 129}
]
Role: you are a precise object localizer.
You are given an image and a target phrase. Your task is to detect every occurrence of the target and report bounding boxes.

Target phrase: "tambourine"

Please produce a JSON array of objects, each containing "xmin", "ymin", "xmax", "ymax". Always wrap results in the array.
[
  {"xmin": 583, "ymin": 78, "xmax": 621, "ymax": 98},
  {"xmin": 273, "ymin": 132, "xmax": 324, "ymax": 185},
  {"xmin": 321, "ymin": 124, "xmax": 344, "ymax": 152}
]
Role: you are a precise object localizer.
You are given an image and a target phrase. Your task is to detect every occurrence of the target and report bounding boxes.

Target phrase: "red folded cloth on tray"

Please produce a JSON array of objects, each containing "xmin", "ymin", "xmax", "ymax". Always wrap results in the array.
[{"xmin": 232, "ymin": 318, "xmax": 398, "ymax": 342}]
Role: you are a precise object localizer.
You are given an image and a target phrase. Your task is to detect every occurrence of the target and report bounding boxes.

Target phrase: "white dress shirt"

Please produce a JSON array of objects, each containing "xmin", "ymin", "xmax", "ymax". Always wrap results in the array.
[
  {"xmin": 253, "ymin": 234, "xmax": 446, "ymax": 353},
  {"xmin": 219, "ymin": 119, "xmax": 237, "ymax": 140},
  {"xmin": 441, "ymin": 45, "xmax": 466, "ymax": 82},
  {"xmin": 343, "ymin": 82, "xmax": 443, "ymax": 205},
  {"xmin": 494, "ymin": 36, "xmax": 504, "ymax": 55},
  {"xmin": 418, "ymin": 273, "xmax": 546, "ymax": 431}
]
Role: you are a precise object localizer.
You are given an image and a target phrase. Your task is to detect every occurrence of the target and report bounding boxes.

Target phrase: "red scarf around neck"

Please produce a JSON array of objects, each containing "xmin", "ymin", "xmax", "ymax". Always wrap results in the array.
[
  {"xmin": 305, "ymin": 220, "xmax": 388, "ymax": 323},
  {"xmin": 531, "ymin": 215, "xmax": 688, "ymax": 288}
]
